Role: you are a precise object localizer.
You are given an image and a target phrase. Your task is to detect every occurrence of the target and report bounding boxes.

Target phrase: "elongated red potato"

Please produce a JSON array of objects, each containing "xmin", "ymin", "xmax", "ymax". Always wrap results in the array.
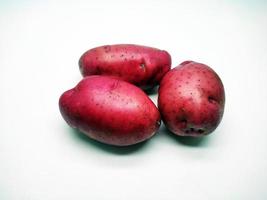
[
  {"xmin": 59, "ymin": 76, "xmax": 161, "ymax": 146},
  {"xmin": 79, "ymin": 44, "xmax": 171, "ymax": 90}
]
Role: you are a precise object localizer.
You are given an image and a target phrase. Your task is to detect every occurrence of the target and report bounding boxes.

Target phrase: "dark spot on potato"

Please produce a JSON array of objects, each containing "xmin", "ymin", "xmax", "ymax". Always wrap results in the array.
[
  {"xmin": 208, "ymin": 96, "xmax": 217, "ymax": 104},
  {"xmin": 184, "ymin": 127, "xmax": 205, "ymax": 134},
  {"xmin": 178, "ymin": 118, "xmax": 187, "ymax": 128},
  {"xmin": 104, "ymin": 45, "xmax": 111, "ymax": 52}
]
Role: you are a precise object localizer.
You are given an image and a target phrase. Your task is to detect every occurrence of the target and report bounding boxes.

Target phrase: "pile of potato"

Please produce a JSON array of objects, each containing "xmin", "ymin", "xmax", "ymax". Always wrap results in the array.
[{"xmin": 59, "ymin": 44, "xmax": 225, "ymax": 146}]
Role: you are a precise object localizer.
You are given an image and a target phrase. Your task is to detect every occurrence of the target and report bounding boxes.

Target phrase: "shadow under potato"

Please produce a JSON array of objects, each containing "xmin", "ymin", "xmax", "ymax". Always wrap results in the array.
[
  {"xmin": 68, "ymin": 127, "xmax": 148, "ymax": 155},
  {"xmin": 144, "ymin": 85, "xmax": 159, "ymax": 95},
  {"xmin": 163, "ymin": 126, "xmax": 210, "ymax": 147}
]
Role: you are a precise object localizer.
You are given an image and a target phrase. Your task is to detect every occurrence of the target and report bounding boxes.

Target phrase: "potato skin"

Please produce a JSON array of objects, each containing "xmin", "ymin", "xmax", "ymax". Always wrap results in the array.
[
  {"xmin": 79, "ymin": 44, "xmax": 171, "ymax": 90},
  {"xmin": 59, "ymin": 75, "xmax": 161, "ymax": 146},
  {"xmin": 158, "ymin": 61, "xmax": 225, "ymax": 137}
]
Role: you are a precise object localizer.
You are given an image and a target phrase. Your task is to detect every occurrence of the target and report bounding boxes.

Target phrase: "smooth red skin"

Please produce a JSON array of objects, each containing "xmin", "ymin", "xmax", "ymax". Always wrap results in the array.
[
  {"xmin": 59, "ymin": 76, "xmax": 161, "ymax": 146},
  {"xmin": 79, "ymin": 44, "xmax": 171, "ymax": 90},
  {"xmin": 158, "ymin": 61, "xmax": 225, "ymax": 136}
]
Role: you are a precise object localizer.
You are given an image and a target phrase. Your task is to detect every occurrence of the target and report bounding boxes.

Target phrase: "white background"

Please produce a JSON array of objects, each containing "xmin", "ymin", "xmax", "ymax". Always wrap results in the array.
[{"xmin": 1, "ymin": 0, "xmax": 267, "ymax": 199}]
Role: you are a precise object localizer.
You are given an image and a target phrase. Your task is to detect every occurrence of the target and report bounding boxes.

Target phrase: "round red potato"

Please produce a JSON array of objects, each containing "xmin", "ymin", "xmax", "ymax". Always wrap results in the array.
[
  {"xmin": 158, "ymin": 61, "xmax": 225, "ymax": 136},
  {"xmin": 59, "ymin": 76, "xmax": 161, "ymax": 146},
  {"xmin": 79, "ymin": 44, "xmax": 171, "ymax": 90}
]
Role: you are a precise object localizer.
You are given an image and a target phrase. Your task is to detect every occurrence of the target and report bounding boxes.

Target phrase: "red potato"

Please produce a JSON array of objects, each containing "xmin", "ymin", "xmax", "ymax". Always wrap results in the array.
[
  {"xmin": 79, "ymin": 44, "xmax": 171, "ymax": 90},
  {"xmin": 59, "ymin": 75, "xmax": 161, "ymax": 146},
  {"xmin": 158, "ymin": 61, "xmax": 225, "ymax": 136}
]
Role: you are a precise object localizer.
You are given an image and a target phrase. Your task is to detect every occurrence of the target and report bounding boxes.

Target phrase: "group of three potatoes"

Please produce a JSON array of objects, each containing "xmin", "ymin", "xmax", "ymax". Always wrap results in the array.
[{"xmin": 59, "ymin": 44, "xmax": 225, "ymax": 146}]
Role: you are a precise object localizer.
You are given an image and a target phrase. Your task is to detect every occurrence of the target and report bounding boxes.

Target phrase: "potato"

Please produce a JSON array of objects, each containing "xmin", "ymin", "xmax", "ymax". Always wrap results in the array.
[
  {"xmin": 79, "ymin": 44, "xmax": 171, "ymax": 90},
  {"xmin": 59, "ymin": 75, "xmax": 161, "ymax": 146},
  {"xmin": 158, "ymin": 61, "xmax": 225, "ymax": 136}
]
